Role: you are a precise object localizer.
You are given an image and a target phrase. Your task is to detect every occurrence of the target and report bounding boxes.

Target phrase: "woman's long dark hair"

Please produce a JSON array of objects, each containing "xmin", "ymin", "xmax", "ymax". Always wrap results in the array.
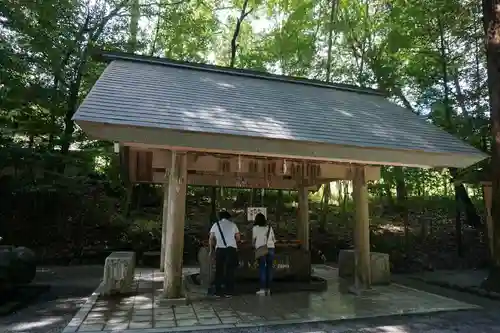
[{"xmin": 254, "ymin": 213, "xmax": 267, "ymax": 227}]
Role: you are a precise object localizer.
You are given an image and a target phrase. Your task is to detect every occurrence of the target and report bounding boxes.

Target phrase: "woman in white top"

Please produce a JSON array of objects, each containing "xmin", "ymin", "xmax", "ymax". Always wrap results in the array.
[{"xmin": 252, "ymin": 213, "xmax": 275, "ymax": 296}]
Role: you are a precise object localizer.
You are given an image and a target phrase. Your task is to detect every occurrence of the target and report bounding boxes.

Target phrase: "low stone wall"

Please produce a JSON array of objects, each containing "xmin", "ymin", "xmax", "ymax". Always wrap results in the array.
[{"xmin": 338, "ymin": 249, "xmax": 390, "ymax": 285}]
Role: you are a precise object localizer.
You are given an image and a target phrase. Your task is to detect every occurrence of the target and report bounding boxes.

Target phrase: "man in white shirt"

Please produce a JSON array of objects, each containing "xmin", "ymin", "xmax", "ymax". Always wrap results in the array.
[{"xmin": 209, "ymin": 211, "xmax": 240, "ymax": 297}]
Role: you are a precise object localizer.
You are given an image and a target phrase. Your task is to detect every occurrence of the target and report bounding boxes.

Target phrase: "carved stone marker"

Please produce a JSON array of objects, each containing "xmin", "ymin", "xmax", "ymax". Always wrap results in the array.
[
  {"xmin": 338, "ymin": 249, "xmax": 390, "ymax": 285},
  {"xmin": 102, "ymin": 251, "xmax": 136, "ymax": 295}
]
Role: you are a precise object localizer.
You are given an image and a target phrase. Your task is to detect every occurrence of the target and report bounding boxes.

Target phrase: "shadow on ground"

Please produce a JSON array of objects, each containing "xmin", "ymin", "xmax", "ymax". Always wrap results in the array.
[{"xmin": 0, "ymin": 266, "xmax": 102, "ymax": 333}]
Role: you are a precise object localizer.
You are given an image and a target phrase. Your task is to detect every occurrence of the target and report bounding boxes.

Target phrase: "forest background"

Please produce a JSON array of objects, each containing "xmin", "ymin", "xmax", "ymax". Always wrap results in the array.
[{"xmin": 1, "ymin": 0, "xmax": 500, "ymax": 288}]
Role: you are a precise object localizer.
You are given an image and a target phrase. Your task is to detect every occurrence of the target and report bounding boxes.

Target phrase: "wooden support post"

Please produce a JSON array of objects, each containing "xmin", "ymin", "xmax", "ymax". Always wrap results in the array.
[
  {"xmin": 297, "ymin": 186, "xmax": 310, "ymax": 251},
  {"xmin": 163, "ymin": 151, "xmax": 188, "ymax": 298},
  {"xmin": 160, "ymin": 169, "xmax": 169, "ymax": 272},
  {"xmin": 352, "ymin": 166, "xmax": 371, "ymax": 289}
]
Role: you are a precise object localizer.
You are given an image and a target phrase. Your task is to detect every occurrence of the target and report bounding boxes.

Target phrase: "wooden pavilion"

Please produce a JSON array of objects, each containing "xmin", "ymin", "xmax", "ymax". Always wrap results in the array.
[{"xmin": 73, "ymin": 52, "xmax": 487, "ymax": 298}]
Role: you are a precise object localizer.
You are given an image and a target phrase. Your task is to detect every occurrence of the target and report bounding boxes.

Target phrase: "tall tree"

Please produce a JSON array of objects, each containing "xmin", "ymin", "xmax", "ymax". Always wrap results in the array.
[
  {"xmin": 320, "ymin": 0, "xmax": 338, "ymax": 231},
  {"xmin": 483, "ymin": 0, "xmax": 500, "ymax": 291}
]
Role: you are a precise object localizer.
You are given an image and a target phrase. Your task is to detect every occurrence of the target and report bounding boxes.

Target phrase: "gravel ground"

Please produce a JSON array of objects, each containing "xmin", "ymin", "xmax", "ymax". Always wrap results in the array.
[
  {"xmin": 0, "ymin": 266, "xmax": 103, "ymax": 333},
  {"xmin": 1, "ymin": 267, "xmax": 499, "ymax": 333}
]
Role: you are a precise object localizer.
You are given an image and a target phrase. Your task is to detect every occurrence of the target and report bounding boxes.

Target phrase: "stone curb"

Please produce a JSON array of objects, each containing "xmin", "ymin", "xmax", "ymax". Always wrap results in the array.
[
  {"xmin": 62, "ymin": 282, "xmax": 104, "ymax": 333},
  {"xmin": 62, "ymin": 275, "xmax": 195, "ymax": 333},
  {"xmin": 60, "ymin": 308, "xmax": 479, "ymax": 333},
  {"xmin": 410, "ymin": 276, "xmax": 500, "ymax": 300}
]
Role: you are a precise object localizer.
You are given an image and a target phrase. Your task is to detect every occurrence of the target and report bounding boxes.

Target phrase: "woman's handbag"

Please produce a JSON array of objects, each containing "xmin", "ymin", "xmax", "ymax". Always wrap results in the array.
[{"xmin": 255, "ymin": 225, "xmax": 271, "ymax": 259}]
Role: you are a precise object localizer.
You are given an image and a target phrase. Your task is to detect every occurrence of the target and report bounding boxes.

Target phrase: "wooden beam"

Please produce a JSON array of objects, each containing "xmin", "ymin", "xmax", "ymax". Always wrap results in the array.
[
  {"xmin": 187, "ymin": 174, "xmax": 298, "ymax": 189},
  {"xmin": 352, "ymin": 166, "xmax": 371, "ymax": 289},
  {"xmin": 163, "ymin": 151, "xmax": 188, "ymax": 298},
  {"xmin": 125, "ymin": 146, "xmax": 382, "ymax": 183},
  {"xmin": 146, "ymin": 171, "xmax": 340, "ymax": 189},
  {"xmin": 297, "ymin": 185, "xmax": 310, "ymax": 251}
]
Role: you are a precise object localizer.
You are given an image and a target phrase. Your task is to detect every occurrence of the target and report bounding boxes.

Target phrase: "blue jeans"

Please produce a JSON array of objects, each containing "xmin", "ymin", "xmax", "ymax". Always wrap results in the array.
[{"xmin": 259, "ymin": 248, "xmax": 274, "ymax": 290}]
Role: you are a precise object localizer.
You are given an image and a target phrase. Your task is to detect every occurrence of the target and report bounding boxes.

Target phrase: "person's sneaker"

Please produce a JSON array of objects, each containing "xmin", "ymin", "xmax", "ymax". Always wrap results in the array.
[
  {"xmin": 256, "ymin": 289, "xmax": 266, "ymax": 296},
  {"xmin": 223, "ymin": 294, "xmax": 232, "ymax": 298}
]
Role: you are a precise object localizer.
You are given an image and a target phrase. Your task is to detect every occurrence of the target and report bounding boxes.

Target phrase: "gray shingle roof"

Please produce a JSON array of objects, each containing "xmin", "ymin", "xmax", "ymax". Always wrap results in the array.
[{"xmin": 74, "ymin": 53, "xmax": 485, "ymax": 159}]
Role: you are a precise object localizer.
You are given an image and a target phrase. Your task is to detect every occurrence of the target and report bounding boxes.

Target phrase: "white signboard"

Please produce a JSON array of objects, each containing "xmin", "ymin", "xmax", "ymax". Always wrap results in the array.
[{"xmin": 247, "ymin": 207, "xmax": 267, "ymax": 221}]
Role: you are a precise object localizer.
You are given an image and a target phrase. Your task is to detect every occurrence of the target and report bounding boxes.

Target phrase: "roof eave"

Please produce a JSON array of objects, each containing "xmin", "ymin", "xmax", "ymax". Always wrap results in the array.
[{"xmin": 74, "ymin": 119, "xmax": 488, "ymax": 170}]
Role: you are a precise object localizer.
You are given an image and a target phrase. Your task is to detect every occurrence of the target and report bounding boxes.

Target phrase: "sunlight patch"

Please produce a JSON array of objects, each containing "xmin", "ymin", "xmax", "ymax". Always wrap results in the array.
[
  {"xmin": 377, "ymin": 325, "xmax": 410, "ymax": 333},
  {"xmin": 11, "ymin": 317, "xmax": 62, "ymax": 331}
]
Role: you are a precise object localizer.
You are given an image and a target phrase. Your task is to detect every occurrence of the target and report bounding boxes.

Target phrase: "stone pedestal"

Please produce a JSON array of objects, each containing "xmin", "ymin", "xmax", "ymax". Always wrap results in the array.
[
  {"xmin": 102, "ymin": 251, "xmax": 136, "ymax": 295},
  {"xmin": 198, "ymin": 247, "xmax": 214, "ymax": 289},
  {"xmin": 338, "ymin": 249, "xmax": 390, "ymax": 285}
]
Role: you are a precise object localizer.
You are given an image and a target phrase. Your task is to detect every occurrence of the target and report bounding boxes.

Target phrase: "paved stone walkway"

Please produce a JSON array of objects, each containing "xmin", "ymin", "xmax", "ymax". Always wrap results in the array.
[
  {"xmin": 65, "ymin": 265, "xmax": 479, "ymax": 332},
  {"xmin": 172, "ymin": 309, "xmax": 500, "ymax": 333}
]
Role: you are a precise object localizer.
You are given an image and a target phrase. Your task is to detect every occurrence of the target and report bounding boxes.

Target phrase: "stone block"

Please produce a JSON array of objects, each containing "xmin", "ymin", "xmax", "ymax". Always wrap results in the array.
[
  {"xmin": 338, "ymin": 249, "xmax": 390, "ymax": 285},
  {"xmin": 102, "ymin": 251, "xmax": 136, "ymax": 295}
]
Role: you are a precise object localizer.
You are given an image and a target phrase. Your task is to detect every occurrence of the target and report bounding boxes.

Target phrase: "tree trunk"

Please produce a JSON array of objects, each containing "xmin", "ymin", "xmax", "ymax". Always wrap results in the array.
[
  {"xmin": 320, "ymin": 183, "xmax": 331, "ymax": 231},
  {"xmin": 337, "ymin": 181, "xmax": 342, "ymax": 204},
  {"xmin": 325, "ymin": 0, "xmax": 338, "ymax": 82},
  {"xmin": 342, "ymin": 181, "xmax": 349, "ymax": 213},
  {"xmin": 229, "ymin": 0, "xmax": 252, "ymax": 67},
  {"xmin": 483, "ymin": 0, "xmax": 500, "ymax": 291},
  {"xmin": 383, "ymin": 181, "xmax": 394, "ymax": 207},
  {"xmin": 454, "ymin": 187, "xmax": 463, "ymax": 257},
  {"xmin": 394, "ymin": 167, "xmax": 409, "ymax": 253},
  {"xmin": 128, "ymin": 0, "xmax": 140, "ymax": 52},
  {"xmin": 438, "ymin": 16, "xmax": 482, "ymax": 231},
  {"xmin": 450, "ymin": 169, "xmax": 482, "ymax": 228},
  {"xmin": 60, "ymin": 78, "xmax": 81, "ymax": 154},
  {"xmin": 276, "ymin": 189, "xmax": 283, "ymax": 229},
  {"xmin": 210, "ymin": 186, "xmax": 217, "ymax": 223}
]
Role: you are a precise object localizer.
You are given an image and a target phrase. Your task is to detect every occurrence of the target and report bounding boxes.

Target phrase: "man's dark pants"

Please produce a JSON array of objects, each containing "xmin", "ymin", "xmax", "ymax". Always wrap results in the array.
[{"xmin": 214, "ymin": 247, "xmax": 237, "ymax": 295}]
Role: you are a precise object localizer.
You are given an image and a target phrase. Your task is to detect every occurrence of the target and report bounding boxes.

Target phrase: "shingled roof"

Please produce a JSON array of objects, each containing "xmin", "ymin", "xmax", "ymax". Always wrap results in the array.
[{"xmin": 73, "ymin": 52, "xmax": 487, "ymax": 169}]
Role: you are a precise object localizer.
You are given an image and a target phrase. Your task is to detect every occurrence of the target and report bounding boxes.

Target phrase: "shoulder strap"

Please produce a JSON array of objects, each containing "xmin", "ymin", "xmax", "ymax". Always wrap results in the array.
[
  {"xmin": 265, "ymin": 225, "xmax": 271, "ymax": 241},
  {"xmin": 216, "ymin": 221, "xmax": 228, "ymax": 247}
]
